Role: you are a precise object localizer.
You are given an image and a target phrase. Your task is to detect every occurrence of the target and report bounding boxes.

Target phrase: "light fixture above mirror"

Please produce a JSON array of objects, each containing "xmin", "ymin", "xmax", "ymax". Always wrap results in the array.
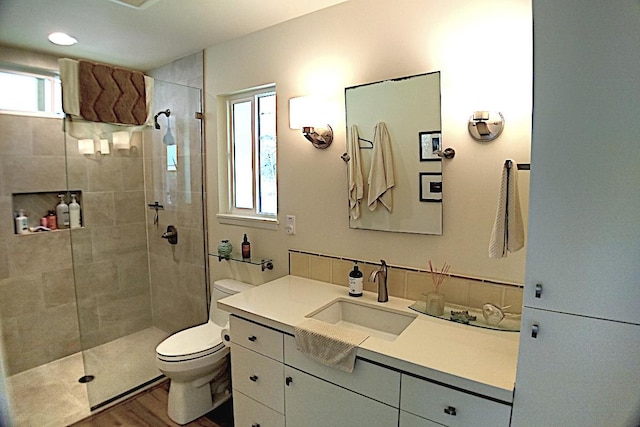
[{"xmin": 289, "ymin": 96, "xmax": 333, "ymax": 149}]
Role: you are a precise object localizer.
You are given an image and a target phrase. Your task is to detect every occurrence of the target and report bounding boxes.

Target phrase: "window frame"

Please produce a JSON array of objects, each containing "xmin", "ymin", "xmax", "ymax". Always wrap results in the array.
[
  {"xmin": 0, "ymin": 67, "xmax": 63, "ymax": 118},
  {"xmin": 217, "ymin": 85, "xmax": 278, "ymax": 228}
]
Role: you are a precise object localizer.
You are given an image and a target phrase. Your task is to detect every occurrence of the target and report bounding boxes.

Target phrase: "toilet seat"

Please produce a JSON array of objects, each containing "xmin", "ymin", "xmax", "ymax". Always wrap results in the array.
[{"xmin": 157, "ymin": 322, "xmax": 225, "ymax": 362}]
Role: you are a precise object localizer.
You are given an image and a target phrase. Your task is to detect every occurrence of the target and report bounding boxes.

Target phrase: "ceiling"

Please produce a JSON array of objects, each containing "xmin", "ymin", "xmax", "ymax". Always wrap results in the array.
[{"xmin": 0, "ymin": 0, "xmax": 348, "ymax": 71}]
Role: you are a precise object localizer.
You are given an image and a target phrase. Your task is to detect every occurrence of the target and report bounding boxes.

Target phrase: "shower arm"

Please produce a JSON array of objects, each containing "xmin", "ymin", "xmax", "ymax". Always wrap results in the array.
[{"xmin": 154, "ymin": 109, "xmax": 171, "ymax": 129}]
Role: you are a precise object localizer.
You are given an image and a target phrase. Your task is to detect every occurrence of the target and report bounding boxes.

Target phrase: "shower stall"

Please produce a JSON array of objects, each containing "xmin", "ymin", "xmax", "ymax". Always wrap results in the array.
[{"xmin": 0, "ymin": 78, "xmax": 208, "ymax": 422}]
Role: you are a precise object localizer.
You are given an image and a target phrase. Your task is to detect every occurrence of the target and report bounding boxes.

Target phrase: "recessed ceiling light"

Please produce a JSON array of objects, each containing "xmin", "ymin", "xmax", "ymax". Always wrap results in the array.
[{"xmin": 48, "ymin": 32, "xmax": 78, "ymax": 46}]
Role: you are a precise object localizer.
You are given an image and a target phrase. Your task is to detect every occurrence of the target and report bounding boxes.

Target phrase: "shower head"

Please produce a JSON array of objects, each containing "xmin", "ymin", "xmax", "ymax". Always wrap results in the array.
[{"xmin": 153, "ymin": 109, "xmax": 171, "ymax": 130}]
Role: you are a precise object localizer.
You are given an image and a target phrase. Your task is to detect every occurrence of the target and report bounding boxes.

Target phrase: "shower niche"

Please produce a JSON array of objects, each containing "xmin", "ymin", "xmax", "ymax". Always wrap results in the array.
[{"xmin": 11, "ymin": 191, "xmax": 83, "ymax": 234}]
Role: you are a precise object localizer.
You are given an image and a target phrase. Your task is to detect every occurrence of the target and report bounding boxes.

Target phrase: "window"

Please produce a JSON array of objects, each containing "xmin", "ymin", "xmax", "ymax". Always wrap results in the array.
[
  {"xmin": 0, "ymin": 68, "xmax": 62, "ymax": 116},
  {"xmin": 223, "ymin": 86, "xmax": 277, "ymax": 223}
]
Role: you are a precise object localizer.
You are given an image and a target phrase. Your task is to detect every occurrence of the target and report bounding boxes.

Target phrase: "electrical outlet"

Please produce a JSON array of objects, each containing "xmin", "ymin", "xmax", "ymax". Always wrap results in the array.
[{"xmin": 285, "ymin": 215, "xmax": 296, "ymax": 235}]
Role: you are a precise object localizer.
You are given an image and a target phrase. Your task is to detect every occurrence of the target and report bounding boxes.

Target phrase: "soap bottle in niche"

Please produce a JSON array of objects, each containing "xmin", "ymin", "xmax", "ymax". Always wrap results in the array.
[
  {"xmin": 46, "ymin": 210, "xmax": 57, "ymax": 230},
  {"xmin": 56, "ymin": 194, "xmax": 69, "ymax": 229},
  {"xmin": 69, "ymin": 194, "xmax": 81, "ymax": 229},
  {"xmin": 15, "ymin": 210, "xmax": 28, "ymax": 234},
  {"xmin": 348, "ymin": 262, "xmax": 363, "ymax": 297},
  {"xmin": 241, "ymin": 234, "xmax": 251, "ymax": 259}
]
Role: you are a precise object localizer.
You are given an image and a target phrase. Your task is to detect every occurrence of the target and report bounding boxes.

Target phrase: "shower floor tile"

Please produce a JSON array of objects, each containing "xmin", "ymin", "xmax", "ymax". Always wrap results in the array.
[{"xmin": 6, "ymin": 327, "xmax": 169, "ymax": 427}]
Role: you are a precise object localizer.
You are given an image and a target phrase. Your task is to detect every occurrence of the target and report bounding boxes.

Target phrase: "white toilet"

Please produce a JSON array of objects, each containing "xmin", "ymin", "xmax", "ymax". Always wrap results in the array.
[{"xmin": 156, "ymin": 279, "xmax": 254, "ymax": 425}]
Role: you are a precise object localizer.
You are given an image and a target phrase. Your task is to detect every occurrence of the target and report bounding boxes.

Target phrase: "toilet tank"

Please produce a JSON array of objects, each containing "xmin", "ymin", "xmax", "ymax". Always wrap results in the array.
[{"xmin": 211, "ymin": 279, "xmax": 254, "ymax": 326}]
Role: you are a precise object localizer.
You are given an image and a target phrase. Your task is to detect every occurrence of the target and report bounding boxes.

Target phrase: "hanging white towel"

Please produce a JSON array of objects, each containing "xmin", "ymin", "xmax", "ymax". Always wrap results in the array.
[
  {"xmin": 489, "ymin": 160, "xmax": 525, "ymax": 258},
  {"xmin": 348, "ymin": 125, "xmax": 364, "ymax": 219},
  {"xmin": 367, "ymin": 122, "xmax": 395, "ymax": 212},
  {"xmin": 294, "ymin": 318, "xmax": 368, "ymax": 373}
]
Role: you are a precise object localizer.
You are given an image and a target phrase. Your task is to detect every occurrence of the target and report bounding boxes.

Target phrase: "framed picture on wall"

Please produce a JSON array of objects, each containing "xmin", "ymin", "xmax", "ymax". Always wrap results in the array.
[
  {"xmin": 419, "ymin": 131, "xmax": 442, "ymax": 161},
  {"xmin": 419, "ymin": 172, "xmax": 442, "ymax": 202}
]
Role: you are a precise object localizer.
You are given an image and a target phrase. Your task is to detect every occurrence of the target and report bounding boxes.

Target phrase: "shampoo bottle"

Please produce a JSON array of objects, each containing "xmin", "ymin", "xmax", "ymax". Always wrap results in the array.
[
  {"xmin": 56, "ymin": 194, "xmax": 69, "ymax": 229},
  {"xmin": 348, "ymin": 262, "xmax": 363, "ymax": 297},
  {"xmin": 69, "ymin": 194, "xmax": 81, "ymax": 229},
  {"xmin": 241, "ymin": 234, "xmax": 251, "ymax": 259},
  {"xmin": 46, "ymin": 210, "xmax": 57, "ymax": 230},
  {"xmin": 15, "ymin": 210, "xmax": 28, "ymax": 234}
]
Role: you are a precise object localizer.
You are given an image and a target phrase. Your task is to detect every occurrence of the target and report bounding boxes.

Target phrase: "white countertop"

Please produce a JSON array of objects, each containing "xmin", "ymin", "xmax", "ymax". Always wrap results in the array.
[{"xmin": 218, "ymin": 275, "xmax": 519, "ymax": 403}]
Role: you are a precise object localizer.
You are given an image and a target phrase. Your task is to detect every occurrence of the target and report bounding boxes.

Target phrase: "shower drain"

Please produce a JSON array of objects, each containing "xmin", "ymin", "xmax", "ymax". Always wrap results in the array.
[{"xmin": 78, "ymin": 375, "xmax": 95, "ymax": 383}]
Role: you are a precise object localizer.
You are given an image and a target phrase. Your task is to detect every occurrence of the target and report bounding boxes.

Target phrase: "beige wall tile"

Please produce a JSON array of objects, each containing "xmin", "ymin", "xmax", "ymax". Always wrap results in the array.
[
  {"xmin": 32, "ymin": 118, "xmax": 64, "ymax": 156},
  {"xmin": 387, "ymin": 268, "xmax": 406, "ymax": 298},
  {"xmin": 7, "ymin": 232, "xmax": 72, "ymax": 277},
  {"xmin": 0, "ymin": 115, "xmax": 32, "ymax": 156},
  {"xmin": 441, "ymin": 276, "xmax": 469, "ymax": 307},
  {"xmin": 406, "ymin": 271, "xmax": 430, "ymax": 301},
  {"xmin": 83, "ymin": 192, "xmax": 116, "ymax": 227},
  {"xmin": 309, "ymin": 255, "xmax": 331, "ymax": 282},
  {"xmin": 468, "ymin": 281, "xmax": 504, "ymax": 310},
  {"xmin": 331, "ymin": 259, "xmax": 353, "ymax": 287},
  {"xmin": 504, "ymin": 286, "xmax": 524, "ymax": 314},
  {"xmin": 289, "ymin": 252, "xmax": 309, "ymax": 277}
]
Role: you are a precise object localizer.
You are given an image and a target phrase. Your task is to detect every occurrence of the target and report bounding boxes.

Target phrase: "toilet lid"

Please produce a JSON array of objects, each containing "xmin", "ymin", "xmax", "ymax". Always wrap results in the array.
[{"xmin": 156, "ymin": 322, "xmax": 224, "ymax": 358}]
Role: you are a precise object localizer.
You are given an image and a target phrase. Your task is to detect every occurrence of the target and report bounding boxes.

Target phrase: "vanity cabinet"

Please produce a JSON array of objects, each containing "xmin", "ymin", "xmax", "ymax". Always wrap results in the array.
[
  {"xmin": 400, "ymin": 374, "xmax": 512, "ymax": 427},
  {"xmin": 229, "ymin": 315, "xmax": 285, "ymax": 427}
]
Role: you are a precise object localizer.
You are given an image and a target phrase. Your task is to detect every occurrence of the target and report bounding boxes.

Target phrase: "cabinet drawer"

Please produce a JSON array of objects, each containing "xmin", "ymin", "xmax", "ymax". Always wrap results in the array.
[
  {"xmin": 284, "ymin": 334, "xmax": 400, "ymax": 407},
  {"xmin": 400, "ymin": 410, "xmax": 444, "ymax": 427},
  {"xmin": 230, "ymin": 315, "xmax": 284, "ymax": 361},
  {"xmin": 233, "ymin": 390, "xmax": 285, "ymax": 427},
  {"xmin": 231, "ymin": 344, "xmax": 284, "ymax": 413},
  {"xmin": 401, "ymin": 374, "xmax": 511, "ymax": 427}
]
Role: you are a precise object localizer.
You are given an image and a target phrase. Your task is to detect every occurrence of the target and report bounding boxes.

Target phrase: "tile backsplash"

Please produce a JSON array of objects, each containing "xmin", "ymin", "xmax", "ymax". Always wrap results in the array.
[{"xmin": 289, "ymin": 250, "xmax": 523, "ymax": 314}]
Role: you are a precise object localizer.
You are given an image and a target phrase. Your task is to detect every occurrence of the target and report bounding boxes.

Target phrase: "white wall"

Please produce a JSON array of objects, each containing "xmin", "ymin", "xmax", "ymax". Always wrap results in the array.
[{"xmin": 204, "ymin": 0, "xmax": 532, "ymax": 285}]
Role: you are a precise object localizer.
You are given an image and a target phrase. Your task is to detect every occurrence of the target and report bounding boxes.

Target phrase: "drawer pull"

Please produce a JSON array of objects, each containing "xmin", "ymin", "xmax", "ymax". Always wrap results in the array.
[
  {"xmin": 535, "ymin": 283, "xmax": 543, "ymax": 298},
  {"xmin": 444, "ymin": 405, "xmax": 457, "ymax": 416},
  {"xmin": 286, "ymin": 376, "xmax": 293, "ymax": 386},
  {"xmin": 531, "ymin": 323, "xmax": 540, "ymax": 339},
  {"xmin": 249, "ymin": 375, "xmax": 259, "ymax": 382},
  {"xmin": 248, "ymin": 335, "xmax": 257, "ymax": 342}
]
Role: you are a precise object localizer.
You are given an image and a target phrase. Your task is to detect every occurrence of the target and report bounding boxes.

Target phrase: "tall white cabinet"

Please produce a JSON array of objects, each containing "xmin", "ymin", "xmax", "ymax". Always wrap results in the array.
[{"xmin": 512, "ymin": 1, "xmax": 640, "ymax": 426}]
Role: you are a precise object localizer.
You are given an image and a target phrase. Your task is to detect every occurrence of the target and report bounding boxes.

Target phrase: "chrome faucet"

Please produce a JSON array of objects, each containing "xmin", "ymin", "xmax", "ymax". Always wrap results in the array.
[{"xmin": 369, "ymin": 260, "xmax": 389, "ymax": 303}]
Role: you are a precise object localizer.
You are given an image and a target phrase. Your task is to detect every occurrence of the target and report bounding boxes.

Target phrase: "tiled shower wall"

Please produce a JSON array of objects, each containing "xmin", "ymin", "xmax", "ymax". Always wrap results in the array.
[
  {"xmin": 146, "ymin": 52, "xmax": 208, "ymax": 333},
  {"xmin": 289, "ymin": 250, "xmax": 524, "ymax": 313}
]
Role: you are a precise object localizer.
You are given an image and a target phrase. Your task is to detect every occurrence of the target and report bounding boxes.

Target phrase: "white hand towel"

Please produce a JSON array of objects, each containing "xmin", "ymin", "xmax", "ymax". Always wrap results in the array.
[
  {"xmin": 294, "ymin": 318, "xmax": 368, "ymax": 373},
  {"xmin": 367, "ymin": 122, "xmax": 395, "ymax": 211},
  {"xmin": 489, "ymin": 160, "xmax": 525, "ymax": 258},
  {"xmin": 348, "ymin": 125, "xmax": 364, "ymax": 220}
]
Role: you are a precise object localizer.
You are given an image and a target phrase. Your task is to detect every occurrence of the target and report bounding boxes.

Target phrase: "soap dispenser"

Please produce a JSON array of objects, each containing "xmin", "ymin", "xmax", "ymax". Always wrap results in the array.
[
  {"xmin": 348, "ymin": 262, "xmax": 363, "ymax": 297},
  {"xmin": 69, "ymin": 194, "xmax": 81, "ymax": 229},
  {"xmin": 241, "ymin": 234, "xmax": 251, "ymax": 259},
  {"xmin": 56, "ymin": 194, "xmax": 69, "ymax": 229}
]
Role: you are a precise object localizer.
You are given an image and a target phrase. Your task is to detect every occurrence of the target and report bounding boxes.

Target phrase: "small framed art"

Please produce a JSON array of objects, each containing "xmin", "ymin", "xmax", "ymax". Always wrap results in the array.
[{"xmin": 419, "ymin": 131, "xmax": 442, "ymax": 161}]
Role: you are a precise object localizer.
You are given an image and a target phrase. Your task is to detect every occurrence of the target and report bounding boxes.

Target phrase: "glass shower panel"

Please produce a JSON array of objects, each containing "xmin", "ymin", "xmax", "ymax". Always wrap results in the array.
[{"xmin": 65, "ymin": 80, "xmax": 206, "ymax": 409}]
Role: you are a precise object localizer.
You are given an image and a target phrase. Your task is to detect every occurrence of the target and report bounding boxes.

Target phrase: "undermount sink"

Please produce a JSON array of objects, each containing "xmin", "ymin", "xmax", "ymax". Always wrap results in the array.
[{"xmin": 306, "ymin": 298, "xmax": 417, "ymax": 341}]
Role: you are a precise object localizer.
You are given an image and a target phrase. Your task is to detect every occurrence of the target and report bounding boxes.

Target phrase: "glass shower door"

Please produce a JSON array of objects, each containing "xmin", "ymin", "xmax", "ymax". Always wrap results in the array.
[{"xmin": 65, "ymin": 80, "xmax": 207, "ymax": 409}]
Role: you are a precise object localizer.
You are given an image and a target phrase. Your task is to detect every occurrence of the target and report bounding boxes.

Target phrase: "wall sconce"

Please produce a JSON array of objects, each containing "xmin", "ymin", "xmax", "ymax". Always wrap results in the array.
[
  {"xmin": 468, "ymin": 111, "xmax": 505, "ymax": 142},
  {"xmin": 289, "ymin": 96, "xmax": 333, "ymax": 149},
  {"xmin": 112, "ymin": 131, "xmax": 131, "ymax": 150},
  {"xmin": 98, "ymin": 139, "xmax": 110, "ymax": 155},
  {"xmin": 78, "ymin": 139, "xmax": 95, "ymax": 155}
]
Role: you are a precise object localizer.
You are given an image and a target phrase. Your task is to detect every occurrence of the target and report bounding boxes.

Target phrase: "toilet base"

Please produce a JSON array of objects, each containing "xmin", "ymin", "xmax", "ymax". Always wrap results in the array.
[{"xmin": 167, "ymin": 380, "xmax": 214, "ymax": 425}]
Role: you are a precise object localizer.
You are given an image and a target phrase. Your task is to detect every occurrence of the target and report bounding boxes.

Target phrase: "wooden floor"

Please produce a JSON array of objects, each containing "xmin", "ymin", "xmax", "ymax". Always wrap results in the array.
[{"xmin": 70, "ymin": 381, "xmax": 233, "ymax": 427}]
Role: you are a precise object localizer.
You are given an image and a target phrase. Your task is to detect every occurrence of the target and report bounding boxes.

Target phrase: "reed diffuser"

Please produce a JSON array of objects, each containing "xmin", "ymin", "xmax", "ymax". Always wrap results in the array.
[{"xmin": 424, "ymin": 260, "xmax": 451, "ymax": 316}]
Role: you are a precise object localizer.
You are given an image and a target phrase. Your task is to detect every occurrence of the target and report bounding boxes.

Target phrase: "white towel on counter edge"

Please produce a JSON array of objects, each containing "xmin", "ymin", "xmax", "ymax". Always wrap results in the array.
[
  {"xmin": 348, "ymin": 125, "xmax": 364, "ymax": 220},
  {"xmin": 367, "ymin": 122, "xmax": 395, "ymax": 212},
  {"xmin": 294, "ymin": 318, "xmax": 369, "ymax": 373},
  {"xmin": 489, "ymin": 160, "xmax": 525, "ymax": 258}
]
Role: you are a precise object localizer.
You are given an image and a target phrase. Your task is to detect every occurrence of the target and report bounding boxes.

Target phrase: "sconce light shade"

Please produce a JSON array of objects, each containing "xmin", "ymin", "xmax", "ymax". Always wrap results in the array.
[
  {"xmin": 99, "ymin": 139, "xmax": 110, "ymax": 155},
  {"xmin": 468, "ymin": 111, "xmax": 505, "ymax": 142},
  {"xmin": 289, "ymin": 96, "xmax": 334, "ymax": 149},
  {"xmin": 112, "ymin": 131, "xmax": 130, "ymax": 150},
  {"xmin": 78, "ymin": 139, "xmax": 95, "ymax": 155}
]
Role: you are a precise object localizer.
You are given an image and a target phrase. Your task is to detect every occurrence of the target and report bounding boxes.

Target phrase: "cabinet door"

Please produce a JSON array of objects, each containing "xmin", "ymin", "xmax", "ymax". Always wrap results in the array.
[
  {"xmin": 525, "ymin": 0, "xmax": 640, "ymax": 325},
  {"xmin": 284, "ymin": 366, "xmax": 399, "ymax": 427},
  {"xmin": 512, "ymin": 308, "xmax": 640, "ymax": 427},
  {"xmin": 233, "ymin": 391, "xmax": 285, "ymax": 427},
  {"xmin": 231, "ymin": 344, "xmax": 284, "ymax": 413},
  {"xmin": 400, "ymin": 411, "xmax": 444, "ymax": 427}
]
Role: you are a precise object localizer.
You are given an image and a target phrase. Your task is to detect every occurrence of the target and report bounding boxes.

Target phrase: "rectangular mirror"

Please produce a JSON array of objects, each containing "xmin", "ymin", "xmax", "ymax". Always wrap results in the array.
[{"xmin": 345, "ymin": 71, "xmax": 442, "ymax": 235}]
